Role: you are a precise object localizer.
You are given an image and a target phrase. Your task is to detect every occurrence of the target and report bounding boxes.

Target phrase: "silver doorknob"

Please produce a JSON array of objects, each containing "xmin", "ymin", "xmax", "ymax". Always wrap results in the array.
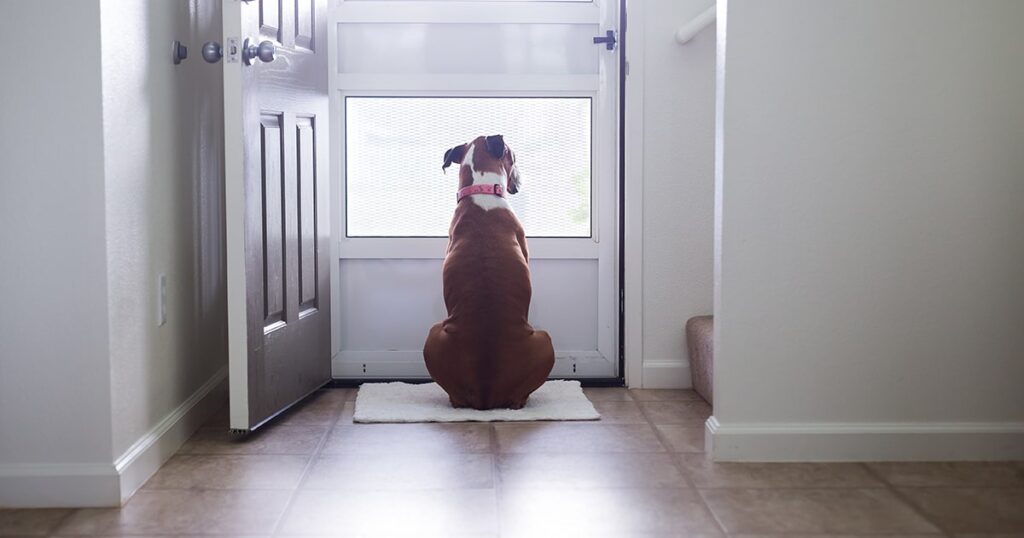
[
  {"xmin": 242, "ymin": 38, "xmax": 275, "ymax": 65},
  {"xmin": 202, "ymin": 41, "xmax": 222, "ymax": 63}
]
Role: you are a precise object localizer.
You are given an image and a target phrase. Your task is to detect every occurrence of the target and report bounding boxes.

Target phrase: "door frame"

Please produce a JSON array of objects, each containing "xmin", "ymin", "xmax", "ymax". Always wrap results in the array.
[
  {"xmin": 224, "ymin": 4, "xmax": 249, "ymax": 427},
  {"xmin": 325, "ymin": 0, "xmax": 632, "ymax": 386},
  {"xmin": 622, "ymin": 0, "xmax": 643, "ymax": 389}
]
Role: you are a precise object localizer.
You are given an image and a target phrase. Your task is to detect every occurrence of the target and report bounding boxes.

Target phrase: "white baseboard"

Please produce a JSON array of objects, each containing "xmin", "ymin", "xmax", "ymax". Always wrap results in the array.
[
  {"xmin": 641, "ymin": 360, "xmax": 692, "ymax": 389},
  {"xmin": 706, "ymin": 416, "xmax": 1024, "ymax": 461},
  {"xmin": 0, "ymin": 464, "xmax": 119, "ymax": 508},
  {"xmin": 115, "ymin": 366, "xmax": 228, "ymax": 503},
  {"xmin": 0, "ymin": 366, "xmax": 228, "ymax": 508}
]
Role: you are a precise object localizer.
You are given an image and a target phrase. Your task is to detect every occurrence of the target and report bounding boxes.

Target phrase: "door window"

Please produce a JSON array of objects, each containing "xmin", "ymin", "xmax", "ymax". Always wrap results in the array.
[{"xmin": 345, "ymin": 97, "xmax": 592, "ymax": 237}]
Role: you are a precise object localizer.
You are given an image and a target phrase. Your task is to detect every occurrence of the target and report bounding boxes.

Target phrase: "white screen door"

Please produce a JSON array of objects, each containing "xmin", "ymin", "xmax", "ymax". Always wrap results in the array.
[{"xmin": 328, "ymin": 0, "xmax": 620, "ymax": 379}]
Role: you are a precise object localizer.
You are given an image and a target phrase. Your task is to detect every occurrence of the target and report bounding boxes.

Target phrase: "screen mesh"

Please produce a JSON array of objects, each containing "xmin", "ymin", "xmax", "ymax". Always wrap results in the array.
[{"xmin": 345, "ymin": 97, "xmax": 592, "ymax": 237}]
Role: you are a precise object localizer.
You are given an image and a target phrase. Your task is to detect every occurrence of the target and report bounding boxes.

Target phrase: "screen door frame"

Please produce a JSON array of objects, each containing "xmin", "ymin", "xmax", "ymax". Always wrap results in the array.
[{"xmin": 327, "ymin": 0, "xmax": 622, "ymax": 381}]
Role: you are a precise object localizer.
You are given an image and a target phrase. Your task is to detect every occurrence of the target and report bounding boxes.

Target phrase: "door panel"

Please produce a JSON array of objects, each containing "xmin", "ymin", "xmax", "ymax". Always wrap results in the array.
[
  {"xmin": 260, "ymin": 114, "xmax": 286, "ymax": 330},
  {"xmin": 259, "ymin": 1, "xmax": 282, "ymax": 43},
  {"xmin": 296, "ymin": 116, "xmax": 319, "ymax": 313},
  {"xmin": 296, "ymin": 0, "xmax": 315, "ymax": 50},
  {"xmin": 226, "ymin": 0, "xmax": 331, "ymax": 431}
]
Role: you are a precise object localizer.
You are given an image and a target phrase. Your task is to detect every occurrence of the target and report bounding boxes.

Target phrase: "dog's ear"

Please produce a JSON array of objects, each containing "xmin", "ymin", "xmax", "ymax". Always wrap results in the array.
[
  {"xmin": 485, "ymin": 135, "xmax": 505, "ymax": 159},
  {"xmin": 506, "ymin": 147, "xmax": 521, "ymax": 195},
  {"xmin": 442, "ymin": 144, "xmax": 468, "ymax": 173}
]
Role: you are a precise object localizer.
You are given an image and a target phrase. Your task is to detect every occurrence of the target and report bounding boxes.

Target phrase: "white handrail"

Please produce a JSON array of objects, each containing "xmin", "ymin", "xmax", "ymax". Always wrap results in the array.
[{"xmin": 675, "ymin": 5, "xmax": 716, "ymax": 45}]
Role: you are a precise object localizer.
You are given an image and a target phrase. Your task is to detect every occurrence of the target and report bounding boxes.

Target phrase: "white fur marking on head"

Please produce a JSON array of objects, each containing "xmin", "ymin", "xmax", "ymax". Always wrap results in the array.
[{"xmin": 462, "ymin": 143, "xmax": 513, "ymax": 212}]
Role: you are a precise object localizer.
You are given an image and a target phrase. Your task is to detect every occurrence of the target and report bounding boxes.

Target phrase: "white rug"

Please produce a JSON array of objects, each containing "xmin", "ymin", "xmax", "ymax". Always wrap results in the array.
[{"xmin": 353, "ymin": 380, "xmax": 600, "ymax": 423}]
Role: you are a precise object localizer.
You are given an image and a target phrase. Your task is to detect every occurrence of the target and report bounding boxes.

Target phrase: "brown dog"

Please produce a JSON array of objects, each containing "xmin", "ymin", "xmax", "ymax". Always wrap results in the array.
[{"xmin": 423, "ymin": 135, "xmax": 555, "ymax": 410}]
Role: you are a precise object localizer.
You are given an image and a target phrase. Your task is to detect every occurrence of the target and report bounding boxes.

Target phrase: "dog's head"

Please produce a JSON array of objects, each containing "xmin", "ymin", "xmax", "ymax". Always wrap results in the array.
[{"xmin": 442, "ymin": 134, "xmax": 521, "ymax": 195}]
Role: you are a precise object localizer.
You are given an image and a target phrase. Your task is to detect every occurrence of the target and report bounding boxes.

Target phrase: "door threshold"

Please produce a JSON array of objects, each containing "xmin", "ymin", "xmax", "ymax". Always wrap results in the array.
[{"xmin": 327, "ymin": 377, "xmax": 625, "ymax": 388}]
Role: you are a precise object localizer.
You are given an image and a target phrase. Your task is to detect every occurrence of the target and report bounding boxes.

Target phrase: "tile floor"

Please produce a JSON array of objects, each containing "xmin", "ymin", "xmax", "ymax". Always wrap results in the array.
[{"xmin": 2, "ymin": 387, "xmax": 1023, "ymax": 537}]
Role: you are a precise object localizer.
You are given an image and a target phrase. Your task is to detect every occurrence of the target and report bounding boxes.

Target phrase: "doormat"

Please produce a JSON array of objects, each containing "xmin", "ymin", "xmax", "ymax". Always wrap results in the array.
[{"xmin": 352, "ymin": 380, "xmax": 600, "ymax": 423}]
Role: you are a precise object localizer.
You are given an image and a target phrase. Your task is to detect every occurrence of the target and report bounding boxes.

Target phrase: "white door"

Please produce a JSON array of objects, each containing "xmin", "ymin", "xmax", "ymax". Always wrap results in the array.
[
  {"xmin": 328, "ymin": 0, "xmax": 620, "ymax": 379},
  {"xmin": 224, "ymin": 0, "xmax": 333, "ymax": 430}
]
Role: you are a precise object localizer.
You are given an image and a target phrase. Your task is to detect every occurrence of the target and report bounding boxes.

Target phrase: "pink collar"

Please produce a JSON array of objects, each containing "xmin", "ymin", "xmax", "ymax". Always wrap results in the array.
[{"xmin": 457, "ymin": 183, "xmax": 504, "ymax": 203}]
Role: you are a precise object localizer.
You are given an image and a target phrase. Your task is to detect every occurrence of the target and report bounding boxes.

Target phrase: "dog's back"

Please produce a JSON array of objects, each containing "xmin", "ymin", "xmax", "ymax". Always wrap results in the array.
[
  {"xmin": 443, "ymin": 201, "xmax": 531, "ymax": 329},
  {"xmin": 423, "ymin": 136, "xmax": 555, "ymax": 409}
]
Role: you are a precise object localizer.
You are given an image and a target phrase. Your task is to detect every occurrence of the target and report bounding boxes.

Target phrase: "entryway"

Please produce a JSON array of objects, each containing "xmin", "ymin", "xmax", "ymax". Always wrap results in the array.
[{"xmin": 222, "ymin": 0, "xmax": 622, "ymax": 430}]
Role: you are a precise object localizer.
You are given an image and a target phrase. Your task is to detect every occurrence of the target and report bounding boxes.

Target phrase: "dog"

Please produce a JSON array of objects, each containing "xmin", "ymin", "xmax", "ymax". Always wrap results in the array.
[{"xmin": 423, "ymin": 135, "xmax": 555, "ymax": 410}]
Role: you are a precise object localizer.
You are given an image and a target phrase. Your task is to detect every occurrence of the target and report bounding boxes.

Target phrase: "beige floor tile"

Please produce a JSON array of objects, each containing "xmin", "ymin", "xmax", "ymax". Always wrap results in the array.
[
  {"xmin": 179, "ymin": 424, "xmax": 327, "ymax": 455},
  {"xmin": 203, "ymin": 391, "xmax": 349, "ymax": 428},
  {"xmin": 320, "ymin": 423, "xmax": 492, "ymax": 454},
  {"xmin": 0, "ymin": 508, "xmax": 72, "ymax": 536},
  {"xmin": 629, "ymin": 389, "xmax": 704, "ymax": 401},
  {"xmin": 639, "ymin": 400, "xmax": 713, "ymax": 426},
  {"xmin": 583, "ymin": 387, "xmax": 634, "ymax": 402},
  {"xmin": 318, "ymin": 387, "xmax": 357, "ymax": 404},
  {"xmin": 275, "ymin": 534, "xmax": 496, "ymax": 538},
  {"xmin": 499, "ymin": 487, "xmax": 722, "ymax": 536},
  {"xmin": 950, "ymin": 532, "xmax": 1024, "ymax": 536},
  {"xmin": 867, "ymin": 462, "xmax": 1024, "ymax": 487},
  {"xmin": 201, "ymin": 404, "xmax": 230, "ymax": 428},
  {"xmin": 302, "ymin": 452, "xmax": 494, "ymax": 490},
  {"xmin": 142, "ymin": 454, "xmax": 309, "ymax": 490},
  {"xmin": 53, "ymin": 489, "xmax": 291, "ymax": 536},
  {"xmin": 593, "ymin": 401, "xmax": 648, "ymax": 424},
  {"xmin": 899, "ymin": 487, "xmax": 1024, "ymax": 533},
  {"xmin": 733, "ymin": 535, "xmax": 941, "ymax": 538},
  {"xmin": 700, "ymin": 488, "xmax": 939, "ymax": 534},
  {"xmin": 678, "ymin": 454, "xmax": 883, "ymax": 488},
  {"xmin": 274, "ymin": 532, "xmax": 497, "ymax": 536},
  {"xmin": 497, "ymin": 452, "xmax": 688, "ymax": 489},
  {"xmin": 279, "ymin": 488, "xmax": 498, "ymax": 535},
  {"xmin": 656, "ymin": 424, "xmax": 706, "ymax": 453},
  {"xmin": 274, "ymin": 389, "xmax": 349, "ymax": 425},
  {"xmin": 336, "ymin": 401, "xmax": 354, "ymax": 425},
  {"xmin": 494, "ymin": 423, "xmax": 666, "ymax": 453},
  {"xmin": 954, "ymin": 535, "xmax": 1024, "ymax": 538}
]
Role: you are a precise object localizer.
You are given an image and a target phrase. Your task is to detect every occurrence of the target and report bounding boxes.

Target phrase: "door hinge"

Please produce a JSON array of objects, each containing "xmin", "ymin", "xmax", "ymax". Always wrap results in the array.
[{"xmin": 593, "ymin": 30, "xmax": 617, "ymax": 51}]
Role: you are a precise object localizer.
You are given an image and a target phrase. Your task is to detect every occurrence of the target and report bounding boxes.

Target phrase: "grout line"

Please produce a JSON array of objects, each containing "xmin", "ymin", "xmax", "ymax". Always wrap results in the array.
[
  {"xmin": 44, "ymin": 508, "xmax": 80, "ymax": 538},
  {"xmin": 632, "ymin": 398, "xmax": 678, "ymax": 455},
  {"xmin": 489, "ymin": 424, "xmax": 505, "ymax": 538},
  {"xmin": 633, "ymin": 394, "xmax": 730, "ymax": 536},
  {"xmin": 268, "ymin": 390, "xmax": 346, "ymax": 537},
  {"xmin": 858, "ymin": 462, "xmax": 955, "ymax": 538}
]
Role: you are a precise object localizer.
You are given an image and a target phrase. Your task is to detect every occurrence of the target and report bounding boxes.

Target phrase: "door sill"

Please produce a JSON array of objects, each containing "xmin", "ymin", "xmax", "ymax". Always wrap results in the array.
[{"xmin": 332, "ymin": 350, "xmax": 619, "ymax": 379}]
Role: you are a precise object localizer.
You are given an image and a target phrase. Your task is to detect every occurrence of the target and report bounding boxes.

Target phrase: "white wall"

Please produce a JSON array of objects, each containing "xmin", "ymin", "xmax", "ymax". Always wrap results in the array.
[
  {"xmin": 628, "ymin": 0, "xmax": 716, "ymax": 387},
  {"xmin": 712, "ymin": 0, "xmax": 1024, "ymax": 460},
  {"xmin": 0, "ymin": 0, "xmax": 119, "ymax": 505},
  {"xmin": 100, "ymin": 0, "xmax": 227, "ymax": 465},
  {"xmin": 0, "ymin": 0, "xmax": 227, "ymax": 507}
]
